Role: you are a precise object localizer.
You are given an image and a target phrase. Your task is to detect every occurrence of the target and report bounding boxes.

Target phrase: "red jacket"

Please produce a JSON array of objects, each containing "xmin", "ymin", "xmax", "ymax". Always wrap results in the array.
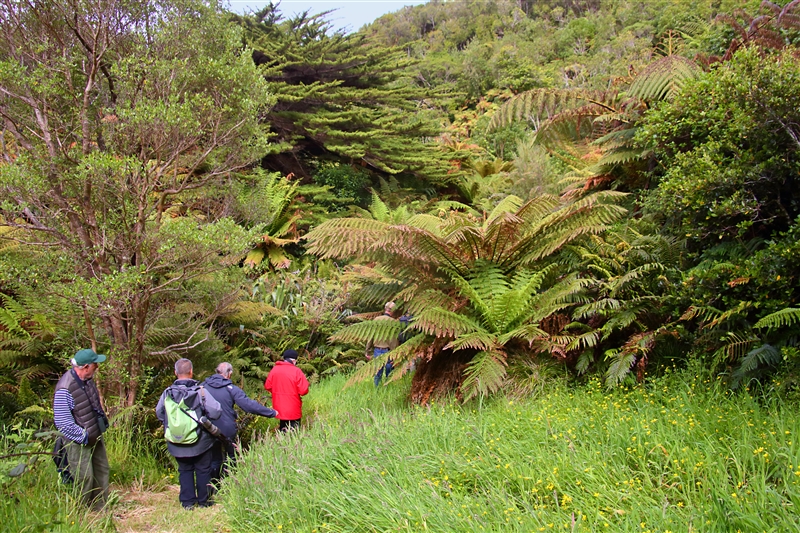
[{"xmin": 264, "ymin": 361, "xmax": 309, "ymax": 421}]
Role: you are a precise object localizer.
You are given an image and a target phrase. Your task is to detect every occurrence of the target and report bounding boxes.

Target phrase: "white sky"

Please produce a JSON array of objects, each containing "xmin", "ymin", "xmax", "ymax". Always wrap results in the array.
[{"xmin": 227, "ymin": 0, "xmax": 427, "ymax": 34}]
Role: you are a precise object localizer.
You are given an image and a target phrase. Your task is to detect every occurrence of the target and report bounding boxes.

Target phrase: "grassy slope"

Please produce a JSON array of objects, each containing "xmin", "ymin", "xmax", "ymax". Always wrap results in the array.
[
  {"xmin": 3, "ymin": 369, "xmax": 799, "ymax": 532},
  {"xmin": 222, "ymin": 371, "xmax": 800, "ymax": 532}
]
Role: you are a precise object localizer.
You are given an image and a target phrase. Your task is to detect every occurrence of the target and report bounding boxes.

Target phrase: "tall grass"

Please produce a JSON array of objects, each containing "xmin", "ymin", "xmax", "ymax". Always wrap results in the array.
[
  {"xmin": 0, "ymin": 406, "xmax": 169, "ymax": 532},
  {"xmin": 222, "ymin": 370, "xmax": 800, "ymax": 532},
  {"xmin": 0, "ymin": 427, "xmax": 115, "ymax": 532},
  {"xmin": 105, "ymin": 404, "xmax": 171, "ymax": 490}
]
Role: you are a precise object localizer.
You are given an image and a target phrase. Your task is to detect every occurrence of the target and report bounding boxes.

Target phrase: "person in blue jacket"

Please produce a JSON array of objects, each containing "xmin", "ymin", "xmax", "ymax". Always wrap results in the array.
[{"xmin": 202, "ymin": 362, "xmax": 278, "ymax": 481}]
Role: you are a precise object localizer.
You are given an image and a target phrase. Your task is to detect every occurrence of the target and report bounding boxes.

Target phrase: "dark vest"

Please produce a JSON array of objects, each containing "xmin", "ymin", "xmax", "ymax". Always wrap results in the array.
[{"xmin": 55, "ymin": 369, "xmax": 105, "ymax": 445}]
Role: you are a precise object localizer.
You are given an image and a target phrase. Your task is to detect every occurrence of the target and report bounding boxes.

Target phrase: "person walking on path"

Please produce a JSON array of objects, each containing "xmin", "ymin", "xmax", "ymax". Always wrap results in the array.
[
  {"xmin": 202, "ymin": 362, "xmax": 278, "ymax": 480},
  {"xmin": 264, "ymin": 349, "xmax": 309, "ymax": 432},
  {"xmin": 365, "ymin": 301, "xmax": 399, "ymax": 386},
  {"xmin": 156, "ymin": 358, "xmax": 222, "ymax": 509},
  {"xmin": 53, "ymin": 348, "xmax": 111, "ymax": 511}
]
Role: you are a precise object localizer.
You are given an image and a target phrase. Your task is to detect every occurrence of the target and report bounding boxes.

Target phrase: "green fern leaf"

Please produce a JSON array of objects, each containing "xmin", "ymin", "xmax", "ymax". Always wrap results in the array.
[
  {"xmin": 604, "ymin": 349, "xmax": 636, "ymax": 387},
  {"xmin": 754, "ymin": 307, "xmax": 800, "ymax": 330},
  {"xmin": 461, "ymin": 350, "xmax": 508, "ymax": 400}
]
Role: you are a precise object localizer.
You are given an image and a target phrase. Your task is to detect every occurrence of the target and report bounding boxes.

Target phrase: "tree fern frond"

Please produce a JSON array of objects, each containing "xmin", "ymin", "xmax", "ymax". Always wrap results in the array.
[
  {"xmin": 412, "ymin": 307, "xmax": 481, "ymax": 339},
  {"xmin": 608, "ymin": 263, "xmax": 666, "ymax": 296},
  {"xmin": 461, "ymin": 350, "xmax": 508, "ymax": 400},
  {"xmin": 627, "ymin": 55, "xmax": 702, "ymax": 102},
  {"xmin": 566, "ymin": 329, "xmax": 602, "ymax": 351},
  {"xmin": 330, "ymin": 318, "xmax": 405, "ymax": 346},
  {"xmin": 730, "ymin": 343, "xmax": 781, "ymax": 389},
  {"xmin": 500, "ymin": 324, "xmax": 549, "ymax": 344},
  {"xmin": 754, "ymin": 307, "xmax": 800, "ymax": 330},
  {"xmin": 573, "ymin": 298, "xmax": 621, "ymax": 320},
  {"xmin": 486, "ymin": 195, "xmax": 524, "ymax": 224},
  {"xmin": 604, "ymin": 349, "xmax": 636, "ymax": 387},
  {"xmin": 406, "ymin": 213, "xmax": 446, "ymax": 235},
  {"xmin": 220, "ymin": 301, "xmax": 281, "ymax": 325},
  {"xmin": 594, "ymin": 148, "xmax": 649, "ymax": 167},
  {"xmin": 345, "ymin": 333, "xmax": 427, "ymax": 387},
  {"xmin": 445, "ymin": 331, "xmax": 499, "ymax": 352},
  {"xmin": 303, "ymin": 217, "xmax": 390, "ymax": 259},
  {"xmin": 721, "ymin": 331, "xmax": 760, "ymax": 361},
  {"xmin": 575, "ymin": 350, "xmax": 594, "ymax": 374}
]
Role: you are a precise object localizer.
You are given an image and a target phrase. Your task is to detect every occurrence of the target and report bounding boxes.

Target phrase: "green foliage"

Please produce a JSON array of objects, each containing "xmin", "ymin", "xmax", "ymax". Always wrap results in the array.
[
  {"xmin": 220, "ymin": 262, "xmax": 355, "ymax": 382},
  {"xmin": 0, "ymin": 294, "xmax": 61, "ymax": 381},
  {"xmin": 15, "ymin": 377, "xmax": 35, "ymax": 410},
  {"xmin": 306, "ymin": 191, "xmax": 639, "ymax": 400},
  {"xmin": 312, "ymin": 162, "xmax": 371, "ymax": 207},
  {"xmin": 641, "ymin": 47, "xmax": 800, "ymax": 248},
  {"xmin": 223, "ymin": 369, "xmax": 800, "ymax": 532},
  {"xmin": 235, "ymin": 170, "xmax": 301, "ymax": 271},
  {"xmin": 233, "ymin": 6, "xmax": 456, "ymax": 185},
  {"xmin": 0, "ymin": 0, "xmax": 272, "ymax": 405}
]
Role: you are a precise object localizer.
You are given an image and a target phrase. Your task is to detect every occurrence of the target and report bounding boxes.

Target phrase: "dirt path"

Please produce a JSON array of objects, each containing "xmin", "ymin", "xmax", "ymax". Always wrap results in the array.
[{"xmin": 112, "ymin": 484, "xmax": 228, "ymax": 533}]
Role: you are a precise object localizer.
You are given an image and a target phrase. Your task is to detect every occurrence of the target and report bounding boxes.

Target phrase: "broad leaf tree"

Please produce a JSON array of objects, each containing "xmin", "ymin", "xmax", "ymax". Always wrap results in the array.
[{"xmin": 0, "ymin": 0, "xmax": 272, "ymax": 405}]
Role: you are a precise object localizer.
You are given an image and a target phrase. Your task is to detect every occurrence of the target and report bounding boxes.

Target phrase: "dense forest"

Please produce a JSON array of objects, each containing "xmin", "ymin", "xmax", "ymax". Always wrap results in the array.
[{"xmin": 2, "ymin": 0, "xmax": 800, "ymax": 529}]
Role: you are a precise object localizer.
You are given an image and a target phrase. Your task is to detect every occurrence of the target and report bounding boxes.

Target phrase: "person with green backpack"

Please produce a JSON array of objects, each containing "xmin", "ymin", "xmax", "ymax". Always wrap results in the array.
[{"xmin": 156, "ymin": 358, "xmax": 222, "ymax": 509}]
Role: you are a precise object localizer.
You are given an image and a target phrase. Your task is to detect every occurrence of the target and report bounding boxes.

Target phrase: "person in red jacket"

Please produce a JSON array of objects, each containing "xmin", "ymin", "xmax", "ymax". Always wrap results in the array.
[{"xmin": 264, "ymin": 349, "xmax": 310, "ymax": 432}]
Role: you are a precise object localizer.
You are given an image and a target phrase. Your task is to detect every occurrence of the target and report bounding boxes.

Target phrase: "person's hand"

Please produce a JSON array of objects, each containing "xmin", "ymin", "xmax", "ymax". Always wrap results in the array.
[{"xmin": 274, "ymin": 410, "xmax": 279, "ymax": 418}]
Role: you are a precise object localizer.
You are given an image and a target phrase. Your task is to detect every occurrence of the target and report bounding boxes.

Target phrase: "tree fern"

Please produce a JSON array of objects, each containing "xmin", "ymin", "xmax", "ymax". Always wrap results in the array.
[
  {"xmin": 627, "ymin": 55, "xmax": 703, "ymax": 102},
  {"xmin": 604, "ymin": 348, "xmax": 637, "ymax": 387},
  {"xmin": 330, "ymin": 317, "xmax": 406, "ymax": 346}
]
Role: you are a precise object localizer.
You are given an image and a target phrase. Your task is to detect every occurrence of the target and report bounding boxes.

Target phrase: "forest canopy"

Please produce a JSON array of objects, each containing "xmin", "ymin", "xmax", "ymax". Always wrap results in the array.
[{"xmin": 1, "ymin": 0, "xmax": 800, "ymax": 414}]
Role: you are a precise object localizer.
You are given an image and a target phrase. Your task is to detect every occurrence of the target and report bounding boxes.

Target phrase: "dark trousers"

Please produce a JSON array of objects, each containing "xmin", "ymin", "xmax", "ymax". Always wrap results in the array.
[
  {"xmin": 210, "ymin": 440, "xmax": 236, "ymax": 483},
  {"xmin": 279, "ymin": 419, "xmax": 301, "ymax": 432},
  {"xmin": 175, "ymin": 447, "xmax": 213, "ymax": 508}
]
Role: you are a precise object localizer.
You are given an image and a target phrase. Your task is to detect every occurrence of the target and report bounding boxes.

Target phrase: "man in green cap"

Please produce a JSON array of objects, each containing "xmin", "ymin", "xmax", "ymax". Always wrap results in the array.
[{"xmin": 53, "ymin": 348, "xmax": 111, "ymax": 511}]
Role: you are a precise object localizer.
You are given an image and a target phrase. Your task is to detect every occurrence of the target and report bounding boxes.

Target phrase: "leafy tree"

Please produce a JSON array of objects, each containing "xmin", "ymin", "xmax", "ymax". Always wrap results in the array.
[
  {"xmin": 231, "ymin": 6, "xmax": 456, "ymax": 185},
  {"xmin": 640, "ymin": 47, "xmax": 800, "ymax": 248},
  {"xmin": 0, "ymin": 0, "xmax": 272, "ymax": 405}
]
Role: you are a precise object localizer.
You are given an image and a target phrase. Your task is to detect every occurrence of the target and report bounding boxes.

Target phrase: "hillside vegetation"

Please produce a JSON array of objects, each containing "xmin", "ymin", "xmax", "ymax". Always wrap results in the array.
[{"xmin": 2, "ymin": 0, "xmax": 800, "ymax": 530}]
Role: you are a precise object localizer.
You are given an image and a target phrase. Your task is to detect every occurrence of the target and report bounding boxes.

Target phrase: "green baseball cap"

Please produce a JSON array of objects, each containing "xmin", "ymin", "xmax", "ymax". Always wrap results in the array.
[{"xmin": 73, "ymin": 348, "xmax": 107, "ymax": 365}]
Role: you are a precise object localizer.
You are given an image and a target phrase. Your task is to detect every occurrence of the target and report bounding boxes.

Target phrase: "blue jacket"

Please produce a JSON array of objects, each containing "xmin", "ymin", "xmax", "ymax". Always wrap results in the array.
[
  {"xmin": 202, "ymin": 373, "xmax": 277, "ymax": 441},
  {"xmin": 156, "ymin": 379, "xmax": 221, "ymax": 458}
]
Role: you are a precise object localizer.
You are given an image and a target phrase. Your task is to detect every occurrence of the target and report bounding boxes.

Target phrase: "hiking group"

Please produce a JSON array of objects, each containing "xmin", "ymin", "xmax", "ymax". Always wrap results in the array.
[
  {"xmin": 52, "ymin": 302, "xmax": 404, "ymax": 510},
  {"xmin": 53, "ymin": 347, "xmax": 309, "ymax": 511},
  {"xmin": 157, "ymin": 350, "xmax": 309, "ymax": 509}
]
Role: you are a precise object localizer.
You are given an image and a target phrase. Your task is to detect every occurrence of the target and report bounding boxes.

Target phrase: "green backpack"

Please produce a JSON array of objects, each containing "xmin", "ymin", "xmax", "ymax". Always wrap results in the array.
[{"xmin": 164, "ymin": 388, "xmax": 200, "ymax": 445}]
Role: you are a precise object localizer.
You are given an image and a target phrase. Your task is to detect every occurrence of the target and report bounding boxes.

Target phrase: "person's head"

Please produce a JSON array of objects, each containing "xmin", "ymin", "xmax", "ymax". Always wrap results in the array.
[
  {"xmin": 71, "ymin": 348, "xmax": 106, "ymax": 381},
  {"xmin": 174, "ymin": 358, "xmax": 193, "ymax": 379},
  {"xmin": 216, "ymin": 362, "xmax": 233, "ymax": 379},
  {"xmin": 282, "ymin": 349, "xmax": 299, "ymax": 364},
  {"xmin": 384, "ymin": 301, "xmax": 396, "ymax": 315}
]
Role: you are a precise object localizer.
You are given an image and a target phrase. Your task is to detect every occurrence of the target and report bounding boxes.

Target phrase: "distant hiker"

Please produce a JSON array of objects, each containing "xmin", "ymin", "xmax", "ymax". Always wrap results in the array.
[
  {"xmin": 156, "ymin": 358, "xmax": 222, "ymax": 510},
  {"xmin": 264, "ymin": 349, "xmax": 309, "ymax": 432},
  {"xmin": 365, "ymin": 301, "xmax": 399, "ymax": 386},
  {"xmin": 202, "ymin": 362, "xmax": 278, "ymax": 481},
  {"xmin": 53, "ymin": 348, "xmax": 111, "ymax": 511}
]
